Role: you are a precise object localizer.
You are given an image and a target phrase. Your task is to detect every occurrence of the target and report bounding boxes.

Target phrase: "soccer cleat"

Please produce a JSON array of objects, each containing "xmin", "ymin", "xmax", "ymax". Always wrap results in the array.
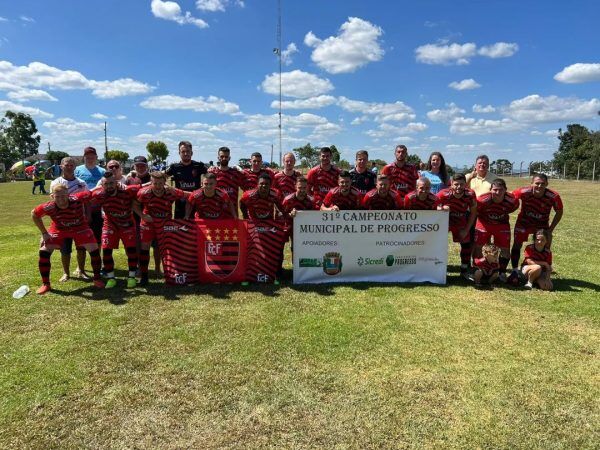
[
  {"xmin": 524, "ymin": 281, "xmax": 533, "ymax": 290},
  {"xmin": 241, "ymin": 281, "xmax": 249, "ymax": 286},
  {"xmin": 37, "ymin": 284, "xmax": 51, "ymax": 295},
  {"xmin": 93, "ymin": 279, "xmax": 105, "ymax": 289},
  {"xmin": 105, "ymin": 278, "xmax": 117, "ymax": 289},
  {"xmin": 273, "ymin": 279, "xmax": 281, "ymax": 286},
  {"xmin": 73, "ymin": 269, "xmax": 92, "ymax": 281},
  {"xmin": 139, "ymin": 276, "xmax": 149, "ymax": 287},
  {"xmin": 460, "ymin": 267, "xmax": 471, "ymax": 281},
  {"xmin": 498, "ymin": 273, "xmax": 507, "ymax": 283},
  {"xmin": 59, "ymin": 273, "xmax": 70, "ymax": 282},
  {"xmin": 507, "ymin": 270, "xmax": 520, "ymax": 286},
  {"xmin": 126, "ymin": 277, "xmax": 137, "ymax": 288}
]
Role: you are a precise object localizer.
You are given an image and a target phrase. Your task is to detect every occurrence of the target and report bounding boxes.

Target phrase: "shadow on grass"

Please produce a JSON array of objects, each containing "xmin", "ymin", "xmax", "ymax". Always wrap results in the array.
[{"xmin": 551, "ymin": 278, "xmax": 600, "ymax": 292}]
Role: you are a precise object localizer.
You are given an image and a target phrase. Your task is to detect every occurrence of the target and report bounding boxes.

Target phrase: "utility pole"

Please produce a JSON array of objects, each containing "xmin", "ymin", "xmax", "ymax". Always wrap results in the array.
[
  {"xmin": 519, "ymin": 161, "xmax": 523, "ymax": 178},
  {"xmin": 104, "ymin": 121, "xmax": 108, "ymax": 163},
  {"xmin": 47, "ymin": 142, "xmax": 51, "ymax": 152},
  {"xmin": 277, "ymin": 0, "xmax": 283, "ymax": 167}
]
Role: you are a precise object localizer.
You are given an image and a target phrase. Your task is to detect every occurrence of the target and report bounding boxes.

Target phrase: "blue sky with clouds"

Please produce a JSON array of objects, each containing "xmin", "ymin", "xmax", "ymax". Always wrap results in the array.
[{"xmin": 1, "ymin": 0, "xmax": 599, "ymax": 167}]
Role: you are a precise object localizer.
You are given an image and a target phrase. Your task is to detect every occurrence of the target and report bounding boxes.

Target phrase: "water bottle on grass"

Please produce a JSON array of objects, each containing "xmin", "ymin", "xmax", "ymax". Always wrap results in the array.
[{"xmin": 12, "ymin": 285, "xmax": 30, "ymax": 299}]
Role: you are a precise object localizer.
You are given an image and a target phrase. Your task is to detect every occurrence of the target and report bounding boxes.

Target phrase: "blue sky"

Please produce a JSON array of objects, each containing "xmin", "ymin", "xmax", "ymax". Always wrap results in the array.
[{"xmin": 1, "ymin": 0, "xmax": 599, "ymax": 168}]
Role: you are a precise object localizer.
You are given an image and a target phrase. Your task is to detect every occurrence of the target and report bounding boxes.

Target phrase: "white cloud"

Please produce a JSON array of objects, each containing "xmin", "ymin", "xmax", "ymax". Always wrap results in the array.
[
  {"xmin": 281, "ymin": 43, "xmax": 298, "ymax": 66},
  {"xmin": 195, "ymin": 0, "xmax": 226, "ymax": 12},
  {"xmin": 261, "ymin": 70, "xmax": 334, "ymax": 99},
  {"xmin": 472, "ymin": 104, "xmax": 496, "ymax": 113},
  {"xmin": 115, "ymin": 114, "xmax": 127, "ymax": 120},
  {"xmin": 151, "ymin": 0, "xmax": 208, "ymax": 28},
  {"xmin": 91, "ymin": 113, "xmax": 108, "ymax": 119},
  {"xmin": 0, "ymin": 17, "xmax": 8, "ymax": 22},
  {"xmin": 478, "ymin": 42, "xmax": 519, "ymax": 58},
  {"xmin": 0, "ymin": 100, "xmax": 53, "ymax": 118},
  {"xmin": 146, "ymin": 121, "xmax": 157, "ymax": 127},
  {"xmin": 351, "ymin": 116, "xmax": 368, "ymax": 125},
  {"xmin": 337, "ymin": 96, "xmax": 415, "ymax": 122},
  {"xmin": 427, "ymin": 103, "xmax": 465, "ymax": 122},
  {"xmin": 308, "ymin": 122, "xmax": 343, "ymax": 140},
  {"xmin": 449, "ymin": 117, "xmax": 522, "ymax": 135},
  {"xmin": 271, "ymin": 95, "xmax": 337, "ymax": 110},
  {"xmin": 7, "ymin": 88, "xmax": 58, "ymax": 102},
  {"xmin": 554, "ymin": 63, "xmax": 600, "ymax": 84},
  {"xmin": 140, "ymin": 94, "xmax": 240, "ymax": 114},
  {"xmin": 20, "ymin": 16, "xmax": 35, "ymax": 23},
  {"xmin": 505, "ymin": 94, "xmax": 600, "ymax": 123},
  {"xmin": 43, "ymin": 117, "xmax": 104, "ymax": 136},
  {"xmin": 401, "ymin": 122, "xmax": 428, "ymax": 133},
  {"xmin": 160, "ymin": 122, "xmax": 178, "ymax": 129},
  {"xmin": 449, "ymin": 79, "xmax": 481, "ymax": 90},
  {"xmin": 183, "ymin": 122, "xmax": 211, "ymax": 129},
  {"xmin": 365, "ymin": 122, "xmax": 427, "ymax": 138},
  {"xmin": 0, "ymin": 60, "xmax": 154, "ymax": 98},
  {"xmin": 415, "ymin": 42, "xmax": 477, "ymax": 65},
  {"xmin": 304, "ymin": 17, "xmax": 384, "ymax": 74},
  {"xmin": 415, "ymin": 41, "xmax": 518, "ymax": 65}
]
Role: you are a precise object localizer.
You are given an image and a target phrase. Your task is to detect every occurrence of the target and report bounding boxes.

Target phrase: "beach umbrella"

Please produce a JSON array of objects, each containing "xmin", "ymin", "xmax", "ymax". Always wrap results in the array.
[{"xmin": 9, "ymin": 160, "xmax": 32, "ymax": 171}]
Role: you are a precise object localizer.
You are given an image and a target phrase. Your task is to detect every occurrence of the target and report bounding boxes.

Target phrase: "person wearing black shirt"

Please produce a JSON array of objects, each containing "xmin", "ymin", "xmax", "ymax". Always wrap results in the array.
[
  {"xmin": 349, "ymin": 150, "xmax": 376, "ymax": 194},
  {"xmin": 166, "ymin": 140, "xmax": 207, "ymax": 218}
]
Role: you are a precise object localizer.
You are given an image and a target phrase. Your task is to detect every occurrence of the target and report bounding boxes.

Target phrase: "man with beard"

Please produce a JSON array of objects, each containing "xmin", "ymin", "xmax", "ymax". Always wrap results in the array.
[
  {"xmin": 207, "ymin": 146, "xmax": 245, "ymax": 214},
  {"xmin": 321, "ymin": 171, "xmax": 363, "ymax": 211},
  {"xmin": 349, "ymin": 150, "xmax": 376, "ymax": 195},
  {"xmin": 242, "ymin": 152, "xmax": 276, "ymax": 192},
  {"xmin": 185, "ymin": 173, "xmax": 236, "ymax": 220},
  {"xmin": 126, "ymin": 156, "xmax": 151, "ymax": 185},
  {"xmin": 92, "ymin": 172, "xmax": 141, "ymax": 288},
  {"xmin": 362, "ymin": 174, "xmax": 402, "ymax": 210},
  {"xmin": 381, "ymin": 144, "xmax": 419, "ymax": 200},
  {"xmin": 166, "ymin": 141, "xmax": 208, "ymax": 219},
  {"xmin": 306, "ymin": 147, "xmax": 341, "ymax": 208},
  {"xmin": 50, "ymin": 157, "xmax": 90, "ymax": 282},
  {"xmin": 31, "ymin": 184, "xmax": 104, "ymax": 294}
]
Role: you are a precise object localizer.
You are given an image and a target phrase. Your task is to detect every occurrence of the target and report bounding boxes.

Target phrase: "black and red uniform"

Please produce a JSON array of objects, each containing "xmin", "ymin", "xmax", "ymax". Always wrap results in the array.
[
  {"xmin": 322, "ymin": 187, "xmax": 363, "ymax": 210},
  {"xmin": 381, "ymin": 162, "xmax": 419, "ymax": 199},
  {"xmin": 92, "ymin": 185, "xmax": 140, "ymax": 249},
  {"xmin": 306, "ymin": 165, "xmax": 341, "ymax": 207},
  {"xmin": 361, "ymin": 188, "xmax": 402, "ymax": 210},
  {"xmin": 522, "ymin": 244, "xmax": 553, "ymax": 267},
  {"xmin": 403, "ymin": 191, "xmax": 439, "ymax": 210},
  {"xmin": 512, "ymin": 187, "xmax": 563, "ymax": 246},
  {"xmin": 242, "ymin": 167, "xmax": 276, "ymax": 192},
  {"xmin": 188, "ymin": 188, "xmax": 234, "ymax": 220},
  {"xmin": 475, "ymin": 192, "xmax": 519, "ymax": 248},
  {"xmin": 274, "ymin": 170, "xmax": 302, "ymax": 199},
  {"xmin": 208, "ymin": 165, "xmax": 245, "ymax": 208},
  {"xmin": 240, "ymin": 188, "xmax": 284, "ymax": 221},
  {"xmin": 137, "ymin": 187, "xmax": 186, "ymax": 244}
]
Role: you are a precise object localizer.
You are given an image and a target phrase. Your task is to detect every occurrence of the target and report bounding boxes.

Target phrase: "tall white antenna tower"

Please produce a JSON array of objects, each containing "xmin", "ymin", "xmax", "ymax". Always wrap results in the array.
[{"xmin": 276, "ymin": 0, "xmax": 282, "ymax": 166}]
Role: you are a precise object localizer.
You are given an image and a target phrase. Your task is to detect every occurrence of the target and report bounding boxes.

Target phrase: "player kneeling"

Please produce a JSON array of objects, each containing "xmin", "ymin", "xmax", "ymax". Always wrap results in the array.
[
  {"xmin": 521, "ymin": 229, "xmax": 553, "ymax": 290},
  {"xmin": 473, "ymin": 244, "xmax": 500, "ymax": 289},
  {"xmin": 31, "ymin": 184, "xmax": 104, "ymax": 294}
]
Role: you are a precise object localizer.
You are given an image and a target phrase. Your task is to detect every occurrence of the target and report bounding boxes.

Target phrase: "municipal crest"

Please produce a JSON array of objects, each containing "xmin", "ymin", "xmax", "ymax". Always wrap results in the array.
[{"xmin": 323, "ymin": 252, "xmax": 342, "ymax": 276}]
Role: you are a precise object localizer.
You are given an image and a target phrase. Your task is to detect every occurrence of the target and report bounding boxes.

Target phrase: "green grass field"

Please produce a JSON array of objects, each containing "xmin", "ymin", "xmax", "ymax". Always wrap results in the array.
[{"xmin": 0, "ymin": 178, "xmax": 598, "ymax": 448}]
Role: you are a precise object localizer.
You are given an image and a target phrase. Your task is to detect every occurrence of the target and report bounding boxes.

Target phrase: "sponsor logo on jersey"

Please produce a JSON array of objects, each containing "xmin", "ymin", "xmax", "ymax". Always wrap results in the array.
[
  {"xmin": 180, "ymin": 181, "xmax": 196, "ymax": 189},
  {"xmin": 323, "ymin": 252, "xmax": 342, "ymax": 275}
]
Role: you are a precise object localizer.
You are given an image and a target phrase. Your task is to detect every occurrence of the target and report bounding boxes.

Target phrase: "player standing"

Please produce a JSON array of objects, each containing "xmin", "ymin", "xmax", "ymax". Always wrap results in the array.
[
  {"xmin": 31, "ymin": 185, "xmax": 104, "ymax": 294},
  {"xmin": 474, "ymin": 179, "xmax": 519, "ymax": 280},
  {"xmin": 361, "ymin": 174, "xmax": 402, "ymax": 210},
  {"xmin": 349, "ymin": 150, "xmax": 376, "ymax": 195},
  {"xmin": 207, "ymin": 146, "xmax": 245, "ymax": 214},
  {"xmin": 321, "ymin": 171, "xmax": 363, "ymax": 211},
  {"xmin": 136, "ymin": 172, "xmax": 188, "ymax": 286},
  {"xmin": 404, "ymin": 177, "xmax": 439, "ymax": 210},
  {"xmin": 381, "ymin": 144, "xmax": 419, "ymax": 200},
  {"xmin": 242, "ymin": 152, "xmax": 276, "ymax": 192},
  {"xmin": 185, "ymin": 173, "xmax": 236, "ymax": 220},
  {"xmin": 166, "ymin": 141, "xmax": 207, "ymax": 219},
  {"xmin": 306, "ymin": 147, "xmax": 341, "ymax": 207},
  {"xmin": 436, "ymin": 173, "xmax": 478, "ymax": 279},
  {"xmin": 274, "ymin": 152, "xmax": 302, "ymax": 199},
  {"xmin": 92, "ymin": 173, "xmax": 140, "ymax": 288}
]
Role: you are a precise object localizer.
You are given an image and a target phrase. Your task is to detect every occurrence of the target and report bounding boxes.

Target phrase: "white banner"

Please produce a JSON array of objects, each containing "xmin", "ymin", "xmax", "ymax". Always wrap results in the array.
[{"xmin": 293, "ymin": 210, "xmax": 449, "ymax": 284}]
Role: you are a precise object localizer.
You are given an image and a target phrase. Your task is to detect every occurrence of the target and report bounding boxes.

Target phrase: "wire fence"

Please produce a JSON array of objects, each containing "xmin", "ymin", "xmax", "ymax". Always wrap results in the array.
[{"xmin": 488, "ymin": 161, "xmax": 599, "ymax": 182}]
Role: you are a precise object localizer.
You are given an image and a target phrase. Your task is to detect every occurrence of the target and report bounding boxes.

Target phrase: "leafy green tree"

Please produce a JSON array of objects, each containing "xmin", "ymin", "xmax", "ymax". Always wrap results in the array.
[
  {"xmin": 0, "ymin": 111, "xmax": 40, "ymax": 167},
  {"xmin": 46, "ymin": 150, "xmax": 70, "ymax": 163},
  {"xmin": 293, "ymin": 143, "xmax": 341, "ymax": 168},
  {"xmin": 407, "ymin": 154, "xmax": 422, "ymax": 166},
  {"xmin": 146, "ymin": 141, "xmax": 169, "ymax": 164},
  {"xmin": 329, "ymin": 144, "xmax": 341, "ymax": 164},
  {"xmin": 553, "ymin": 124, "xmax": 600, "ymax": 178},
  {"xmin": 106, "ymin": 150, "xmax": 129, "ymax": 163},
  {"xmin": 337, "ymin": 159, "xmax": 351, "ymax": 170},
  {"xmin": 491, "ymin": 158, "xmax": 513, "ymax": 174}
]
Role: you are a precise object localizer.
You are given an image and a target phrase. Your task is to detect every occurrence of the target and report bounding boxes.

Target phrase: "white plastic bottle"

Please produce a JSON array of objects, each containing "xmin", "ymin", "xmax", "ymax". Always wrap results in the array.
[{"xmin": 12, "ymin": 285, "xmax": 30, "ymax": 299}]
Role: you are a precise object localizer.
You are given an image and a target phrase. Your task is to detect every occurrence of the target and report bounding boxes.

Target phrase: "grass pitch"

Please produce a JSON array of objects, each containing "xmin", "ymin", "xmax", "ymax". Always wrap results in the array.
[{"xmin": 0, "ymin": 178, "xmax": 598, "ymax": 448}]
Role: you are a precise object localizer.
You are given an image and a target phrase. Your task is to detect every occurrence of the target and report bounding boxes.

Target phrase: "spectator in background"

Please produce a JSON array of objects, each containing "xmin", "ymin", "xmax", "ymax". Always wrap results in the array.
[
  {"xmin": 420, "ymin": 151, "xmax": 449, "ymax": 194},
  {"xmin": 75, "ymin": 147, "xmax": 105, "ymax": 245},
  {"xmin": 31, "ymin": 165, "xmax": 47, "ymax": 195},
  {"xmin": 466, "ymin": 154, "xmax": 496, "ymax": 197},
  {"xmin": 371, "ymin": 161, "xmax": 379, "ymax": 175},
  {"xmin": 126, "ymin": 156, "xmax": 151, "ymax": 184},
  {"xmin": 96, "ymin": 160, "xmax": 126, "ymax": 186}
]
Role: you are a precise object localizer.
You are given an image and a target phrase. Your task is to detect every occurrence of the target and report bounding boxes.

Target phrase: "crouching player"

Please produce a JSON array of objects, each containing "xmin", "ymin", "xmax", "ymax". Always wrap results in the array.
[
  {"xmin": 31, "ymin": 184, "xmax": 104, "ymax": 294},
  {"xmin": 362, "ymin": 174, "xmax": 402, "ymax": 210},
  {"xmin": 437, "ymin": 173, "xmax": 478, "ymax": 279},
  {"xmin": 136, "ymin": 171, "xmax": 188, "ymax": 286},
  {"xmin": 321, "ymin": 171, "xmax": 363, "ymax": 211},
  {"xmin": 404, "ymin": 177, "xmax": 439, "ymax": 210},
  {"xmin": 282, "ymin": 176, "xmax": 316, "ymax": 245},
  {"xmin": 473, "ymin": 243, "xmax": 500, "ymax": 288},
  {"xmin": 92, "ymin": 172, "xmax": 140, "ymax": 288},
  {"xmin": 521, "ymin": 229, "xmax": 553, "ymax": 290},
  {"xmin": 475, "ymin": 179, "xmax": 519, "ymax": 281}
]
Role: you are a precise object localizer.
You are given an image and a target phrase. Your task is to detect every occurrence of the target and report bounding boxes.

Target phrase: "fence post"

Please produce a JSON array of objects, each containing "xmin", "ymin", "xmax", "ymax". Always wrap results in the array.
[
  {"xmin": 577, "ymin": 163, "xmax": 581, "ymax": 180},
  {"xmin": 563, "ymin": 163, "xmax": 566, "ymax": 179},
  {"xmin": 519, "ymin": 161, "xmax": 523, "ymax": 178},
  {"xmin": 593, "ymin": 161, "xmax": 596, "ymax": 182}
]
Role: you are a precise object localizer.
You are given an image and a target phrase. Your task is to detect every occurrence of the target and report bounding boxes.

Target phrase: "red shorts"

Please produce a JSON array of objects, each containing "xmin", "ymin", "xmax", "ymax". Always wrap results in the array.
[
  {"xmin": 449, "ymin": 225, "xmax": 470, "ymax": 243},
  {"xmin": 44, "ymin": 227, "xmax": 96, "ymax": 249},
  {"xmin": 140, "ymin": 221, "xmax": 164, "ymax": 245},
  {"xmin": 101, "ymin": 225, "xmax": 137, "ymax": 249},
  {"xmin": 514, "ymin": 222, "xmax": 548, "ymax": 246},
  {"xmin": 475, "ymin": 223, "xmax": 511, "ymax": 248}
]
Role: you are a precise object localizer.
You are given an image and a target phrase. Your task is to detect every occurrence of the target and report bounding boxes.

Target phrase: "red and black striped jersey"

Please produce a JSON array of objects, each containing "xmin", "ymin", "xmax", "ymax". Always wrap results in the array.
[
  {"xmin": 33, "ymin": 191, "xmax": 91, "ymax": 231},
  {"xmin": 188, "ymin": 188, "xmax": 234, "ymax": 219},
  {"xmin": 306, "ymin": 165, "xmax": 341, "ymax": 206},
  {"xmin": 274, "ymin": 170, "xmax": 302, "ymax": 199},
  {"xmin": 282, "ymin": 193, "xmax": 316, "ymax": 214},
  {"xmin": 240, "ymin": 188, "xmax": 284, "ymax": 221},
  {"xmin": 208, "ymin": 166, "xmax": 244, "ymax": 205},
  {"xmin": 242, "ymin": 167, "xmax": 276, "ymax": 191},
  {"xmin": 476, "ymin": 192, "xmax": 519, "ymax": 226},
  {"xmin": 92, "ymin": 185, "xmax": 139, "ymax": 228},
  {"xmin": 513, "ymin": 187, "xmax": 563, "ymax": 227},
  {"xmin": 474, "ymin": 257, "xmax": 500, "ymax": 275},
  {"xmin": 404, "ymin": 191, "xmax": 439, "ymax": 210},
  {"xmin": 381, "ymin": 162, "xmax": 419, "ymax": 197},
  {"xmin": 362, "ymin": 188, "xmax": 402, "ymax": 210},
  {"xmin": 436, "ymin": 188, "xmax": 477, "ymax": 227},
  {"xmin": 523, "ymin": 244, "xmax": 552, "ymax": 266},
  {"xmin": 137, "ymin": 186, "xmax": 185, "ymax": 222},
  {"xmin": 323, "ymin": 187, "xmax": 363, "ymax": 210}
]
